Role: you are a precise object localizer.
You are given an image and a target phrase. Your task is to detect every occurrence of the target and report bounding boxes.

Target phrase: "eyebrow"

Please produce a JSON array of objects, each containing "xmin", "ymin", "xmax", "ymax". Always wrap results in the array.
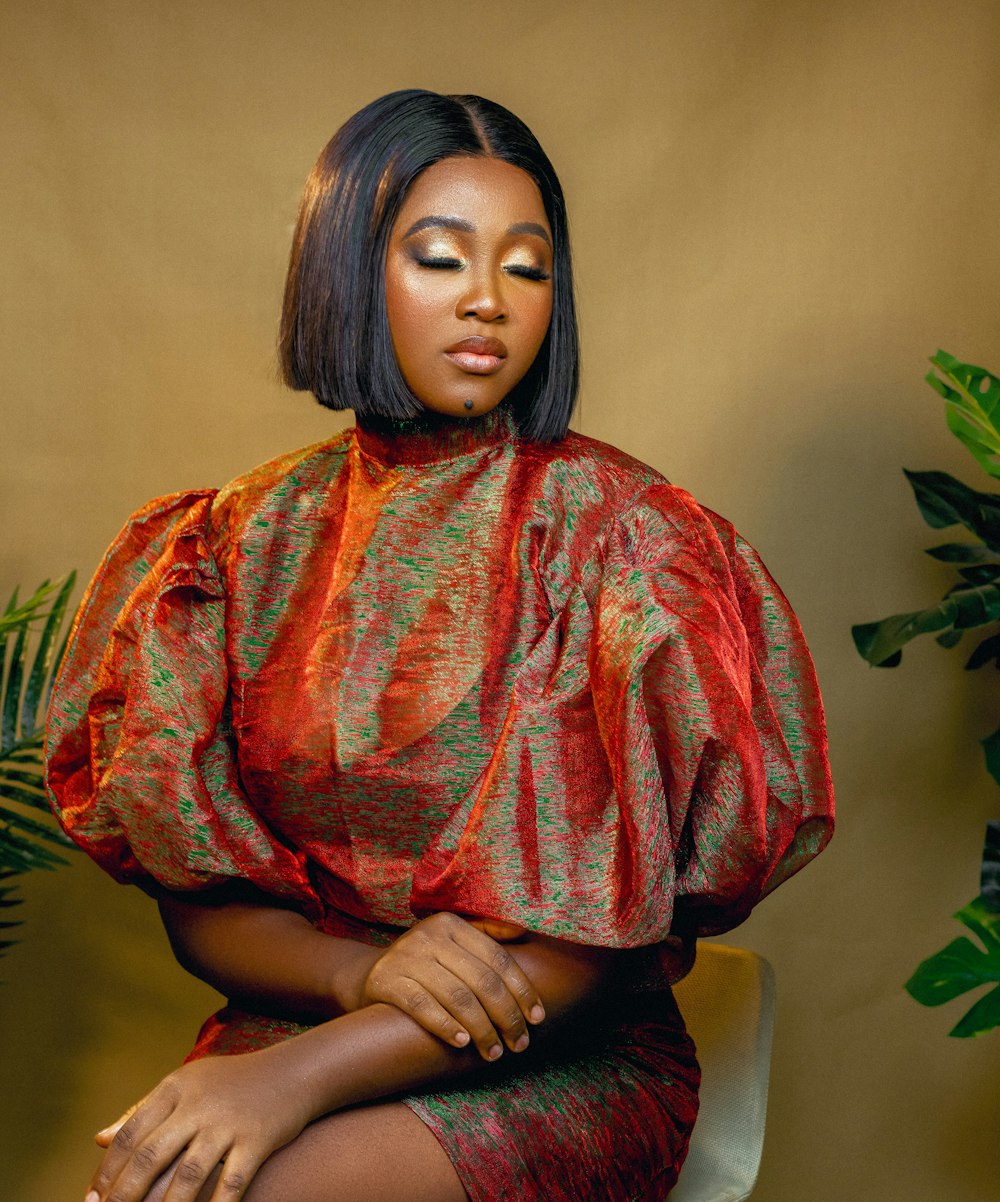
[{"xmin": 401, "ymin": 215, "xmax": 552, "ymax": 249}]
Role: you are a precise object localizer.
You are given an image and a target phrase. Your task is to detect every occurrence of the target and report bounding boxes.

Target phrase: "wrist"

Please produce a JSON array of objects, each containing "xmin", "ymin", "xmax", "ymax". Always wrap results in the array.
[{"xmin": 322, "ymin": 939, "xmax": 382, "ymax": 1015}]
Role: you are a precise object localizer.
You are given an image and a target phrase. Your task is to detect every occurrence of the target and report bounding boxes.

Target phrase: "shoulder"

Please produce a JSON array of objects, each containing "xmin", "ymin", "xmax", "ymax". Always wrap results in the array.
[
  {"xmin": 527, "ymin": 429, "xmax": 731, "ymax": 560},
  {"xmin": 207, "ymin": 431, "xmax": 351, "ymax": 538},
  {"xmin": 526, "ymin": 428, "xmax": 667, "ymax": 505}
]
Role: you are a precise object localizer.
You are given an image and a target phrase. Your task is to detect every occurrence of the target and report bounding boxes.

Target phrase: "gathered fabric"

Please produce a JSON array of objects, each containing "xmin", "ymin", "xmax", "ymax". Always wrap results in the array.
[{"xmin": 44, "ymin": 402, "xmax": 833, "ymax": 1199}]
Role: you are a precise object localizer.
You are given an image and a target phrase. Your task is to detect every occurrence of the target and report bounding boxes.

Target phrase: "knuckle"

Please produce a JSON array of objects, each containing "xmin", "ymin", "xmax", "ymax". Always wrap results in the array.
[
  {"xmin": 112, "ymin": 1123, "xmax": 137, "ymax": 1151},
  {"xmin": 221, "ymin": 1170, "xmax": 248, "ymax": 1193},
  {"xmin": 476, "ymin": 968, "xmax": 505, "ymax": 998},
  {"xmin": 490, "ymin": 948, "xmax": 514, "ymax": 974},
  {"xmin": 449, "ymin": 984, "xmax": 476, "ymax": 1009},
  {"xmin": 405, "ymin": 985, "xmax": 429, "ymax": 1010},
  {"xmin": 176, "ymin": 1158, "xmax": 208, "ymax": 1184},
  {"xmin": 133, "ymin": 1143, "xmax": 160, "ymax": 1171}
]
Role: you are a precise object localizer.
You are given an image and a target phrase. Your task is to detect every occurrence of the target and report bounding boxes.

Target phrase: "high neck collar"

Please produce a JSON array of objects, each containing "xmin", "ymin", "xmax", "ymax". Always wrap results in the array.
[{"xmin": 352, "ymin": 403, "xmax": 520, "ymax": 468}]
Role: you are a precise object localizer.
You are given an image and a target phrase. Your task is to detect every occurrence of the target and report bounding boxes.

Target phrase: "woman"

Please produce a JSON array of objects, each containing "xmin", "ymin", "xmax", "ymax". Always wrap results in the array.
[{"xmin": 45, "ymin": 89, "xmax": 835, "ymax": 1202}]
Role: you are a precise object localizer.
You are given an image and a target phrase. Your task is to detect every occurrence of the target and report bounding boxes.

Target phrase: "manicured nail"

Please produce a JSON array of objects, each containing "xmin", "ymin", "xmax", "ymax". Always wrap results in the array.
[
  {"xmin": 488, "ymin": 1043, "xmax": 503, "ymax": 1060},
  {"xmin": 513, "ymin": 1034, "xmax": 529, "ymax": 1052},
  {"xmin": 529, "ymin": 1004, "xmax": 545, "ymax": 1023}
]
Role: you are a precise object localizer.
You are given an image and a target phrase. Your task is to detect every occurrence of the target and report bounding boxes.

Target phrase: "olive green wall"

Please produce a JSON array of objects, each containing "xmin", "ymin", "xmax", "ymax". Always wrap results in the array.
[{"xmin": 3, "ymin": 1, "xmax": 1000, "ymax": 1197}]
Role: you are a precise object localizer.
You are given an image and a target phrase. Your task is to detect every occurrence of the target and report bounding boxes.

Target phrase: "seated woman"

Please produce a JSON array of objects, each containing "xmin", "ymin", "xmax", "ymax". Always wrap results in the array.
[{"xmin": 45, "ymin": 88, "xmax": 835, "ymax": 1202}]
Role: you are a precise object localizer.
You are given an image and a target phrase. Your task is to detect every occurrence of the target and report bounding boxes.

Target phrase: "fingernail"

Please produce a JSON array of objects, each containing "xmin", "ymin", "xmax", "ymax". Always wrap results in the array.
[
  {"xmin": 488, "ymin": 1043, "xmax": 503, "ymax": 1060},
  {"xmin": 513, "ymin": 1034, "xmax": 529, "ymax": 1052},
  {"xmin": 454, "ymin": 1030, "xmax": 470, "ymax": 1046},
  {"xmin": 530, "ymin": 1004, "xmax": 545, "ymax": 1023},
  {"xmin": 85, "ymin": 1192, "xmax": 100, "ymax": 1202}
]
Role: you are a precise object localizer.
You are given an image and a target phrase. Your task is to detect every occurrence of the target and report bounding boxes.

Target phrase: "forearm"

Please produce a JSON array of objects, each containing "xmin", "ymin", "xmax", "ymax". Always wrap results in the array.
[
  {"xmin": 263, "ymin": 933, "xmax": 623, "ymax": 1116},
  {"xmin": 155, "ymin": 886, "xmax": 377, "ymax": 1022}
]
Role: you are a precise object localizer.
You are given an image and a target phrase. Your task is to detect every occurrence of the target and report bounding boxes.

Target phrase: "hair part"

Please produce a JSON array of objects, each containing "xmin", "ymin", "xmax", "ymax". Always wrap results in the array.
[{"xmin": 278, "ymin": 89, "xmax": 579, "ymax": 441}]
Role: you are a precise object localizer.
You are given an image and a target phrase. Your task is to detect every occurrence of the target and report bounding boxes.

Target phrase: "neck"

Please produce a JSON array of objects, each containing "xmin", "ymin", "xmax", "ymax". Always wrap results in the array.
[{"xmin": 353, "ymin": 403, "xmax": 519, "ymax": 467}]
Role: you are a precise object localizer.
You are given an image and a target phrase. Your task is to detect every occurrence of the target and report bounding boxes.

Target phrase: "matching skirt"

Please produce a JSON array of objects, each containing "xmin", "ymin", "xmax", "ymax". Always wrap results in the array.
[{"xmin": 187, "ymin": 984, "xmax": 700, "ymax": 1202}]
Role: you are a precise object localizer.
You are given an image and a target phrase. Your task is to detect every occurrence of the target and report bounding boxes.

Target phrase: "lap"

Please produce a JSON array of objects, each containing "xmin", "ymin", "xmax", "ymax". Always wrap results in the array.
[{"xmin": 145, "ymin": 1102, "xmax": 469, "ymax": 1202}]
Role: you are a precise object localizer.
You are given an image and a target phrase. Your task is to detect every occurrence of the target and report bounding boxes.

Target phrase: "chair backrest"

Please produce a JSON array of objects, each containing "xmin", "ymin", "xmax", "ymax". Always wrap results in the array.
[{"xmin": 668, "ymin": 943, "xmax": 776, "ymax": 1202}]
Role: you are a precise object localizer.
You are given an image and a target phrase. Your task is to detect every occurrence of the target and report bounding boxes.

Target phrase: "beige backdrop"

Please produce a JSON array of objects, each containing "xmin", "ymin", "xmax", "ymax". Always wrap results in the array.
[{"xmin": 3, "ymin": 1, "xmax": 1000, "ymax": 1198}]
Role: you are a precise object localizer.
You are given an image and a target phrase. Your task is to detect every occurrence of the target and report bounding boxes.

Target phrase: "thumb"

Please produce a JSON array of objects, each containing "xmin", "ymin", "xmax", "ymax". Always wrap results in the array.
[
  {"xmin": 469, "ymin": 917, "xmax": 528, "ymax": 942},
  {"xmin": 95, "ymin": 1095, "xmax": 147, "ymax": 1147}
]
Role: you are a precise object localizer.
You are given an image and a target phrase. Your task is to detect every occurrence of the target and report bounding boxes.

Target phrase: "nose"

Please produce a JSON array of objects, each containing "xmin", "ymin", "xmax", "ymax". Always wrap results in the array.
[{"xmin": 457, "ymin": 266, "xmax": 507, "ymax": 322}]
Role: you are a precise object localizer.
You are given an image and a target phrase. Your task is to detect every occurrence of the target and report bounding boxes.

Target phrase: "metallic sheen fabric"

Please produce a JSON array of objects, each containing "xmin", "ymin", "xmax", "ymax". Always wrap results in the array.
[{"xmin": 44, "ymin": 402, "xmax": 834, "ymax": 1198}]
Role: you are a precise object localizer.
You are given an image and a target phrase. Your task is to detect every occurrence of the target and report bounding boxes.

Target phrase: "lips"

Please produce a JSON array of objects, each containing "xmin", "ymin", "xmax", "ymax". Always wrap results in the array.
[
  {"xmin": 444, "ymin": 336, "xmax": 508, "ymax": 375},
  {"xmin": 445, "ymin": 337, "xmax": 507, "ymax": 357}
]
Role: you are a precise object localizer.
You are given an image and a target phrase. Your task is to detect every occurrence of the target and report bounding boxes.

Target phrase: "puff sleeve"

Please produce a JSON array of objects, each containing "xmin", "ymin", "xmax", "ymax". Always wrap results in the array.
[
  {"xmin": 410, "ymin": 482, "xmax": 834, "ymax": 952},
  {"xmin": 596, "ymin": 484, "xmax": 835, "ymax": 939},
  {"xmin": 44, "ymin": 492, "xmax": 320, "ymax": 915}
]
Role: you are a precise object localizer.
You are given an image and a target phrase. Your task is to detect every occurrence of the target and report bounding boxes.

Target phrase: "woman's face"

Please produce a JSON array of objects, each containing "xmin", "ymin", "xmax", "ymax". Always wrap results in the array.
[{"xmin": 384, "ymin": 155, "xmax": 554, "ymax": 419}]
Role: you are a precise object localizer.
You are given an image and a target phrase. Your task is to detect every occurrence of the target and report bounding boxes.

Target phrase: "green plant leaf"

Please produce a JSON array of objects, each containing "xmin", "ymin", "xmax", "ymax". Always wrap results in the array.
[
  {"xmin": 965, "ymin": 633, "xmax": 1000, "ymax": 670},
  {"xmin": 852, "ymin": 580, "xmax": 1000, "ymax": 666},
  {"xmin": 925, "ymin": 542, "xmax": 1000, "ymax": 564},
  {"xmin": 981, "ymin": 821, "xmax": 1000, "ymax": 911},
  {"xmin": 927, "ymin": 350, "xmax": 1000, "ymax": 480},
  {"xmin": 936, "ymin": 629, "xmax": 963, "ymax": 649},
  {"xmin": 21, "ymin": 572, "xmax": 75, "ymax": 740},
  {"xmin": 903, "ymin": 469, "xmax": 1000, "ymax": 548},
  {"xmin": 0, "ymin": 573, "xmax": 79, "ymax": 963},
  {"xmin": 905, "ymin": 896, "xmax": 1000, "ymax": 1036},
  {"xmin": 982, "ymin": 728, "xmax": 1000, "ymax": 790},
  {"xmin": 958, "ymin": 564, "xmax": 1000, "ymax": 585}
]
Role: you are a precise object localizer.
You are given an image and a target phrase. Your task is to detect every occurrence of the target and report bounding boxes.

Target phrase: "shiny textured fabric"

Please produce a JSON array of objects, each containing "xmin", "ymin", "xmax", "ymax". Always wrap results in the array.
[{"xmin": 45, "ymin": 402, "xmax": 834, "ymax": 1200}]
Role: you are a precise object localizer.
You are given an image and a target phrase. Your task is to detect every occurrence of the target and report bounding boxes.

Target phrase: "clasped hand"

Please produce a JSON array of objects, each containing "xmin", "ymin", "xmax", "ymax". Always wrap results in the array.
[
  {"xmin": 356, "ymin": 911, "xmax": 545, "ymax": 1061},
  {"xmin": 86, "ymin": 913, "xmax": 544, "ymax": 1202}
]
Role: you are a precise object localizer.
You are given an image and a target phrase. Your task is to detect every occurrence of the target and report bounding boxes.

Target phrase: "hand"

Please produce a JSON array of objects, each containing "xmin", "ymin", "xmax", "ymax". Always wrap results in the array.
[
  {"xmin": 85, "ymin": 1047, "xmax": 317, "ymax": 1202},
  {"xmin": 357, "ymin": 911, "xmax": 545, "ymax": 1061}
]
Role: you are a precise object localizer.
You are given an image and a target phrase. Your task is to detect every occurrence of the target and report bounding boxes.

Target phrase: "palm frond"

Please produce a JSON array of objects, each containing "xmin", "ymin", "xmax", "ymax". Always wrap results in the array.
[{"xmin": 0, "ymin": 572, "xmax": 79, "ymax": 960}]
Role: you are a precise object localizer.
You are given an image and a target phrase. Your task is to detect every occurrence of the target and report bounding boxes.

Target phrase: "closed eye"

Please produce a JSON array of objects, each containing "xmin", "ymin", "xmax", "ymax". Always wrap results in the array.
[
  {"xmin": 415, "ymin": 257, "xmax": 550, "ymax": 282},
  {"xmin": 415, "ymin": 257, "xmax": 463, "ymax": 269},
  {"xmin": 505, "ymin": 265, "xmax": 551, "ymax": 281}
]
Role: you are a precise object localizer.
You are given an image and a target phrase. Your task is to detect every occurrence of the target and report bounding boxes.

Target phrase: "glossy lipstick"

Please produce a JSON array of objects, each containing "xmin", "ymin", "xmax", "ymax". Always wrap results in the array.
[{"xmin": 444, "ymin": 336, "xmax": 507, "ymax": 374}]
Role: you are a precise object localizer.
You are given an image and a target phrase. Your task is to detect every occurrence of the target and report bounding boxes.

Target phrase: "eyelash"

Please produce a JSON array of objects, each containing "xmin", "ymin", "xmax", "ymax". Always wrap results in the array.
[{"xmin": 415, "ymin": 257, "xmax": 551, "ymax": 282}]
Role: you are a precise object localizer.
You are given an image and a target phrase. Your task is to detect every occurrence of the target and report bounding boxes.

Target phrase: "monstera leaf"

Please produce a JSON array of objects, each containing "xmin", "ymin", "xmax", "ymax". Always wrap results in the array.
[
  {"xmin": 905, "ymin": 894, "xmax": 1000, "ymax": 1038},
  {"xmin": 0, "ymin": 574, "xmax": 78, "ymax": 956},
  {"xmin": 926, "ymin": 349, "xmax": 1000, "ymax": 481}
]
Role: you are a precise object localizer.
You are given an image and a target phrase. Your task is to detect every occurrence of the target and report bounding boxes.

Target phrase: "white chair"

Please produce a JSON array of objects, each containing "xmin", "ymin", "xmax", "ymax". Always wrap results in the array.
[{"xmin": 668, "ymin": 943, "xmax": 777, "ymax": 1202}]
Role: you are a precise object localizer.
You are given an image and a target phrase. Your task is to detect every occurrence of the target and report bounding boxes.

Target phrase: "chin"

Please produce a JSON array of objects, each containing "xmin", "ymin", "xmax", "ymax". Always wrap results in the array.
[{"xmin": 420, "ymin": 395, "xmax": 505, "ymax": 419}]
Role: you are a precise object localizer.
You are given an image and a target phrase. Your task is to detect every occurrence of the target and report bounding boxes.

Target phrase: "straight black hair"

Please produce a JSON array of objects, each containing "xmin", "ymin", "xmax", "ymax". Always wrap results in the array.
[{"xmin": 279, "ymin": 89, "xmax": 579, "ymax": 441}]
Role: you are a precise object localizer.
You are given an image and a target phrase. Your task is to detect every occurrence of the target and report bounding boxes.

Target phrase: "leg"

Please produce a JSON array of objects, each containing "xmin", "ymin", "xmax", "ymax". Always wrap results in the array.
[{"xmin": 144, "ymin": 1101, "xmax": 469, "ymax": 1202}]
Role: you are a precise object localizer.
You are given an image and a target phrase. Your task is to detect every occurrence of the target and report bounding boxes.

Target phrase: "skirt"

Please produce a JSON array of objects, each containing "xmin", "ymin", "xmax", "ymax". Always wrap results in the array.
[{"xmin": 187, "ymin": 983, "xmax": 700, "ymax": 1202}]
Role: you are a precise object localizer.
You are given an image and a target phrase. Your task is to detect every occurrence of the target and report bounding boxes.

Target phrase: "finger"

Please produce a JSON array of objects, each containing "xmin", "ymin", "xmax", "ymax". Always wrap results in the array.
[
  {"xmin": 425, "ymin": 964, "xmax": 506, "ymax": 1061},
  {"xmin": 469, "ymin": 917, "xmax": 528, "ymax": 942},
  {"xmin": 372, "ymin": 972, "xmax": 474, "ymax": 1049},
  {"xmin": 87, "ymin": 1101, "xmax": 189, "ymax": 1202},
  {"xmin": 206, "ymin": 1146, "xmax": 269, "ymax": 1202},
  {"xmin": 161, "ymin": 1137, "xmax": 231, "ymax": 1202},
  {"xmin": 95, "ymin": 1094, "xmax": 152, "ymax": 1147},
  {"xmin": 441, "ymin": 946, "xmax": 533, "ymax": 1053},
  {"xmin": 452, "ymin": 927, "xmax": 546, "ymax": 1028}
]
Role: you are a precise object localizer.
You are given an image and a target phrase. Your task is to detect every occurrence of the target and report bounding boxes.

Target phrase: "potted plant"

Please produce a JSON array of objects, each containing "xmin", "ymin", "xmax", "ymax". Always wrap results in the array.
[{"xmin": 853, "ymin": 350, "xmax": 1000, "ymax": 1036}]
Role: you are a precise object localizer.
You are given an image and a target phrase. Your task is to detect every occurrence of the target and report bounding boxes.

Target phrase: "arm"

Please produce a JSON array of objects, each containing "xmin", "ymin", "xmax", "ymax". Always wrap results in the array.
[
  {"xmin": 155, "ymin": 884, "xmax": 374, "ymax": 1022},
  {"xmin": 89, "ymin": 928, "xmax": 631, "ymax": 1202},
  {"xmin": 157, "ymin": 884, "xmax": 626, "ymax": 1057}
]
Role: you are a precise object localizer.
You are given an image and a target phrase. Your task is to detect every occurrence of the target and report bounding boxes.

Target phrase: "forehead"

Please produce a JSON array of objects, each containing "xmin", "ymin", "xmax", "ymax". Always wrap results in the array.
[{"xmin": 393, "ymin": 156, "xmax": 550, "ymax": 234}]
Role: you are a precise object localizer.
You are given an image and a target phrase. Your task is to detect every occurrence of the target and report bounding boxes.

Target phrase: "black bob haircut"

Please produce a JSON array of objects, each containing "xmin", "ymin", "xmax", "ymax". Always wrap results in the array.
[{"xmin": 279, "ymin": 89, "xmax": 579, "ymax": 442}]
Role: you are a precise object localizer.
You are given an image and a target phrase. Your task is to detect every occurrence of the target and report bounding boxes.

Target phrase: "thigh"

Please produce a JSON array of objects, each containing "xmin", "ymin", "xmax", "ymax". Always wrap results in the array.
[{"xmin": 146, "ymin": 1102, "xmax": 469, "ymax": 1202}]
